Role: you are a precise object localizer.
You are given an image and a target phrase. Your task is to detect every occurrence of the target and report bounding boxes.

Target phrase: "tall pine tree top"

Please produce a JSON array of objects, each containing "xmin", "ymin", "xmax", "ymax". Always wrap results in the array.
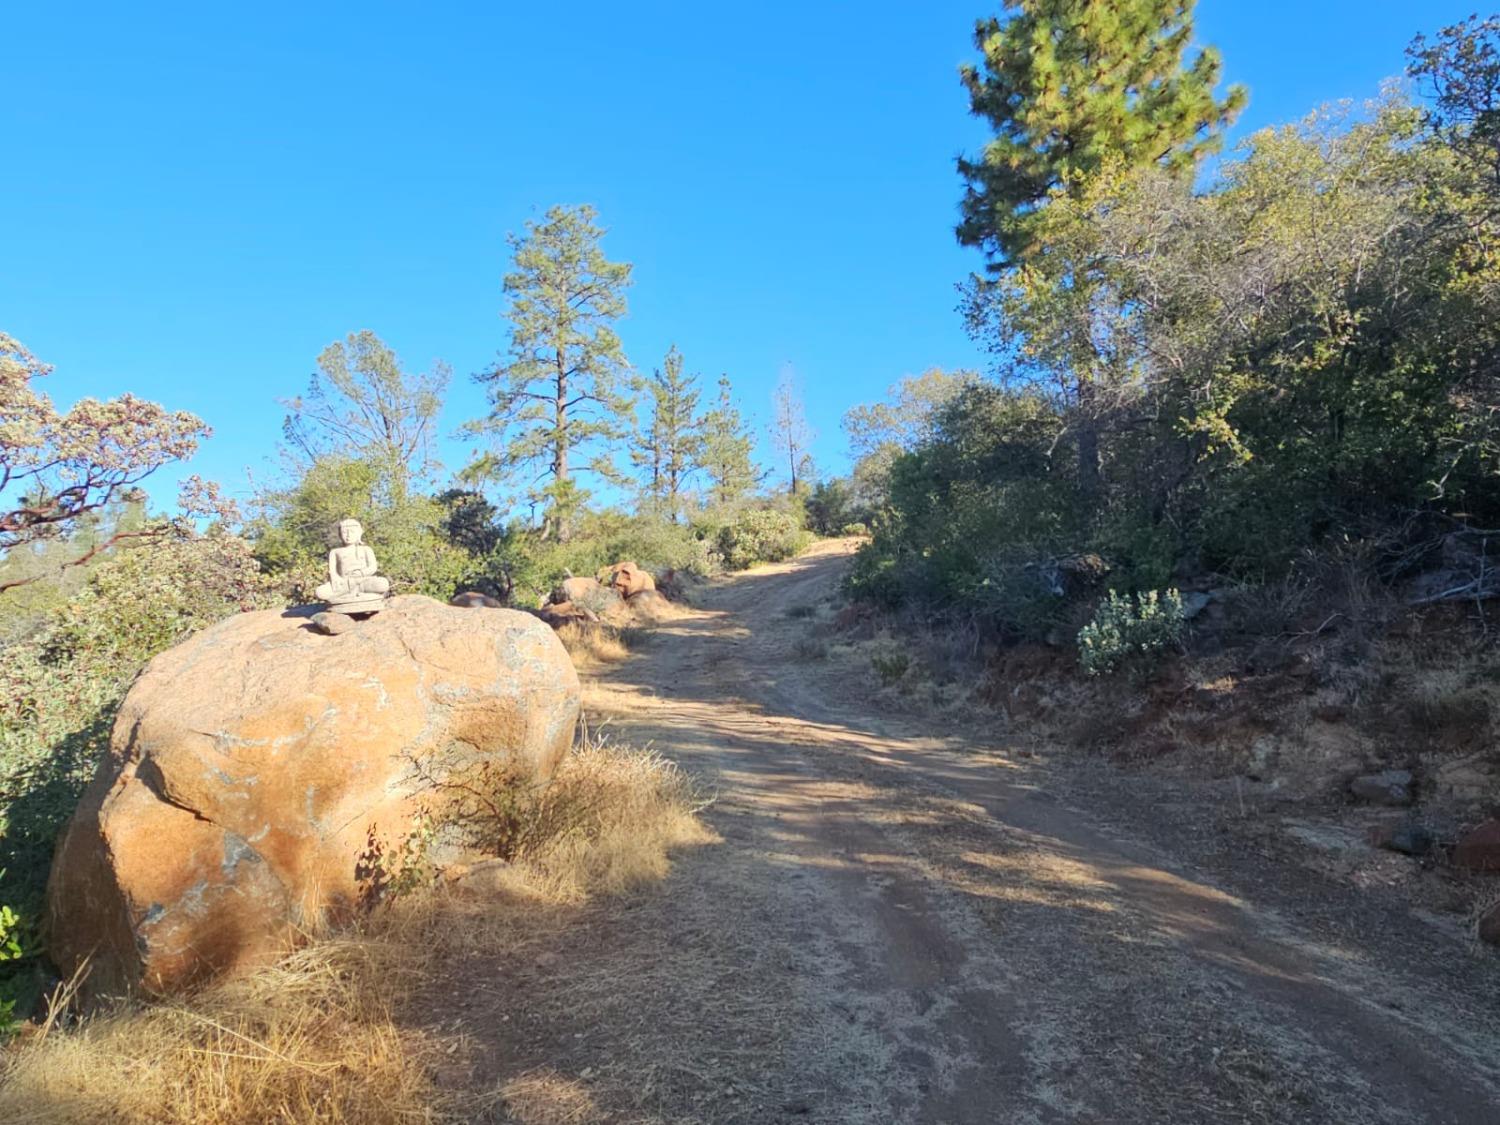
[
  {"xmin": 958, "ymin": 0, "xmax": 1246, "ymax": 268},
  {"xmin": 700, "ymin": 375, "xmax": 759, "ymax": 507},
  {"xmin": 466, "ymin": 205, "xmax": 634, "ymax": 540},
  {"xmin": 632, "ymin": 345, "xmax": 705, "ymax": 521}
]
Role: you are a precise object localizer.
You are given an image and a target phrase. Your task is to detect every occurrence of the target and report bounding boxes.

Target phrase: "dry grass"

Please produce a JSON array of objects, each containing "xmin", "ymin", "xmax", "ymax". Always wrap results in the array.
[
  {"xmin": 495, "ymin": 1069, "xmax": 600, "ymax": 1124},
  {"xmin": 501, "ymin": 729, "xmax": 715, "ymax": 902},
  {"xmin": 0, "ymin": 730, "xmax": 712, "ymax": 1125},
  {"xmin": 0, "ymin": 936, "xmax": 473, "ymax": 1124},
  {"xmin": 554, "ymin": 620, "xmax": 630, "ymax": 668}
]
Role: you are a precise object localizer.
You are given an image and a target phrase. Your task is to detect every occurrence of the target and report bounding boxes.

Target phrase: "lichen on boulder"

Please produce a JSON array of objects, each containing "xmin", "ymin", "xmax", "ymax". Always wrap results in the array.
[{"xmin": 47, "ymin": 595, "xmax": 580, "ymax": 998}]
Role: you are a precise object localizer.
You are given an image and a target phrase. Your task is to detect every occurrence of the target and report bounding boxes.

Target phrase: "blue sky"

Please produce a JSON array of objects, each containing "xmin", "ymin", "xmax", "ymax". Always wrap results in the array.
[{"xmin": 2, "ymin": 0, "xmax": 1478, "ymax": 514}]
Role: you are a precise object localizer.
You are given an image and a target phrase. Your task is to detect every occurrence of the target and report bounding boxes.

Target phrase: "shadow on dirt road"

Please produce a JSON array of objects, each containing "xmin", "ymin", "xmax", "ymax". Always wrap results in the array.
[{"xmin": 473, "ymin": 542, "xmax": 1500, "ymax": 1124}]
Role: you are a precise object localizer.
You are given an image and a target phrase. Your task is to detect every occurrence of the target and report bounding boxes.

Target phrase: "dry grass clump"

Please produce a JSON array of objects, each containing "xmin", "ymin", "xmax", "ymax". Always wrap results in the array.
[
  {"xmin": 792, "ymin": 635, "xmax": 829, "ymax": 661},
  {"xmin": 0, "ymin": 937, "xmax": 475, "ymax": 1125},
  {"xmin": 0, "ymin": 730, "xmax": 712, "ymax": 1125},
  {"xmin": 510, "ymin": 731, "xmax": 715, "ymax": 902},
  {"xmin": 494, "ymin": 1067, "xmax": 600, "ymax": 1124},
  {"xmin": 554, "ymin": 620, "xmax": 630, "ymax": 667}
]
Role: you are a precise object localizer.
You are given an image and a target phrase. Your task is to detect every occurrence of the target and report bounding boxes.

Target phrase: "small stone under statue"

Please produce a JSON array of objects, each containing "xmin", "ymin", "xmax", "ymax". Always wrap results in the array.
[{"xmin": 313, "ymin": 519, "xmax": 390, "ymax": 626}]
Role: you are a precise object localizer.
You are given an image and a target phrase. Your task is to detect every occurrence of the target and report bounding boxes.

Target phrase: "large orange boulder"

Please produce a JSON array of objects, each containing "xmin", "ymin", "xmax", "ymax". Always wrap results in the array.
[
  {"xmin": 603, "ymin": 560, "xmax": 656, "ymax": 598},
  {"xmin": 47, "ymin": 596, "xmax": 579, "ymax": 999},
  {"xmin": 552, "ymin": 575, "xmax": 615, "ymax": 607}
]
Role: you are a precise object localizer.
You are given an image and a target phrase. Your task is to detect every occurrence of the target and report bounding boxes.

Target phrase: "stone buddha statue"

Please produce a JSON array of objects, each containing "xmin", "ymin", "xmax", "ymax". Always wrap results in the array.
[{"xmin": 315, "ymin": 518, "xmax": 390, "ymax": 613}]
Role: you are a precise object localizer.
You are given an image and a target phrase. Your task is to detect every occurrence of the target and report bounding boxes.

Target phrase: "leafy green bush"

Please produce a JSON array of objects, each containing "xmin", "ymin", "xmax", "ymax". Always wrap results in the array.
[
  {"xmin": 845, "ymin": 384, "xmax": 1081, "ymax": 630},
  {"xmin": 805, "ymin": 479, "xmax": 864, "ymax": 536},
  {"xmin": 0, "ymin": 531, "xmax": 270, "ymax": 923},
  {"xmin": 0, "ymin": 885, "xmax": 24, "ymax": 1040},
  {"xmin": 593, "ymin": 514, "xmax": 718, "ymax": 577},
  {"xmin": 713, "ymin": 507, "xmax": 812, "ymax": 570},
  {"xmin": 251, "ymin": 459, "xmax": 485, "ymax": 604},
  {"xmin": 494, "ymin": 512, "xmax": 719, "ymax": 608},
  {"xmin": 850, "ymin": 85, "xmax": 1500, "ymax": 631},
  {"xmin": 1077, "ymin": 589, "xmax": 1186, "ymax": 676},
  {"xmin": 870, "ymin": 642, "xmax": 911, "ymax": 686}
]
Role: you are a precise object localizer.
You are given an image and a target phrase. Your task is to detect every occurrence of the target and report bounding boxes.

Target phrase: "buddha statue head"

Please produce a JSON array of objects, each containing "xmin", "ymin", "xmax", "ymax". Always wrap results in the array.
[{"xmin": 336, "ymin": 518, "xmax": 364, "ymax": 546}]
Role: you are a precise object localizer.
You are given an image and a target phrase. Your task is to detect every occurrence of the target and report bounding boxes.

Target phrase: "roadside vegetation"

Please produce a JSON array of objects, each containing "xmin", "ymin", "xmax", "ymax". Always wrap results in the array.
[
  {"xmin": 850, "ymin": 13, "xmax": 1500, "ymax": 642},
  {"xmin": 820, "ymin": 8, "xmax": 1500, "ymax": 946},
  {"xmin": 844, "ymin": 12, "xmax": 1500, "ymax": 680},
  {"xmin": 0, "ymin": 729, "xmax": 712, "ymax": 1123},
  {"xmin": 4, "ymin": 0, "xmax": 1500, "ymax": 1086},
  {"xmin": 0, "ymin": 208, "xmax": 816, "ymax": 1028}
]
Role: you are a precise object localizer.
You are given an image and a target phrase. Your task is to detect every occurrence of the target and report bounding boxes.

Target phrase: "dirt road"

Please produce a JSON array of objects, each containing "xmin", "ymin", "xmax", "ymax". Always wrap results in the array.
[{"xmin": 482, "ymin": 541, "xmax": 1500, "ymax": 1124}]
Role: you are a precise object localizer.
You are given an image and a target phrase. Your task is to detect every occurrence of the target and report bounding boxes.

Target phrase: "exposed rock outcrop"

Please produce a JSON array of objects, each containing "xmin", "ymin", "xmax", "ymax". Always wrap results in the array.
[
  {"xmin": 48, "ymin": 596, "xmax": 579, "ymax": 998},
  {"xmin": 553, "ymin": 575, "xmax": 616, "ymax": 608},
  {"xmin": 538, "ymin": 601, "xmax": 596, "ymax": 627},
  {"xmin": 450, "ymin": 590, "xmax": 503, "ymax": 609},
  {"xmin": 624, "ymin": 588, "xmax": 671, "ymax": 621},
  {"xmin": 602, "ymin": 560, "xmax": 656, "ymax": 598}
]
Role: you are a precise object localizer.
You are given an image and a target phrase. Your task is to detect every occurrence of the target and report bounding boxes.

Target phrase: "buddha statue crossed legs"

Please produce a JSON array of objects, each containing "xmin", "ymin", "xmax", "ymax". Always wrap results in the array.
[{"xmin": 315, "ymin": 519, "xmax": 390, "ymax": 613}]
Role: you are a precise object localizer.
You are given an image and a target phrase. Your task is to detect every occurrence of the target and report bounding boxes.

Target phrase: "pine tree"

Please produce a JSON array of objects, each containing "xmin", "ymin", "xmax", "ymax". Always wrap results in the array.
[
  {"xmin": 958, "ymin": 1, "xmax": 1244, "ymax": 507},
  {"xmin": 467, "ymin": 205, "xmax": 633, "ymax": 542},
  {"xmin": 699, "ymin": 375, "xmax": 759, "ymax": 507},
  {"xmin": 632, "ymin": 345, "xmax": 704, "ymax": 521},
  {"xmin": 770, "ymin": 369, "xmax": 815, "ymax": 496},
  {"xmin": 957, "ymin": 0, "xmax": 1246, "ymax": 268}
]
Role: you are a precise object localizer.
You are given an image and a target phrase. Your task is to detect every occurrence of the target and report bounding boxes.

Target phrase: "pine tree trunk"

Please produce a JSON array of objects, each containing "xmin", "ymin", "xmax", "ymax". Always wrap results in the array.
[
  {"xmin": 553, "ymin": 357, "xmax": 571, "ymax": 543},
  {"xmin": 1076, "ymin": 377, "xmax": 1103, "ymax": 513}
]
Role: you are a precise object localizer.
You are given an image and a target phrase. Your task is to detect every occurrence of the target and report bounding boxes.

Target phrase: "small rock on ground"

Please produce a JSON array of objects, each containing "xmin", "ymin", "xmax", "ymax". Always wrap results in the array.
[
  {"xmin": 311, "ymin": 611, "xmax": 359, "ymax": 635},
  {"xmin": 1479, "ymin": 903, "xmax": 1500, "ymax": 947},
  {"xmin": 1454, "ymin": 819, "xmax": 1500, "ymax": 873},
  {"xmin": 1349, "ymin": 770, "xmax": 1414, "ymax": 807},
  {"xmin": 1368, "ymin": 822, "xmax": 1433, "ymax": 857},
  {"xmin": 451, "ymin": 591, "xmax": 503, "ymax": 608}
]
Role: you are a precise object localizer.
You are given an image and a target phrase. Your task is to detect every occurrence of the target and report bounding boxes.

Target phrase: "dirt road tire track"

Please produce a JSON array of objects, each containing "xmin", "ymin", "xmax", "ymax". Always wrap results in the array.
[{"xmin": 473, "ymin": 541, "xmax": 1500, "ymax": 1124}]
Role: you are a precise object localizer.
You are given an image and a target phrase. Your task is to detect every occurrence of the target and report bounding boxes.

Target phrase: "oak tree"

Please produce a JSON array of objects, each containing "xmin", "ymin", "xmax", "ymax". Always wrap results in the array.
[
  {"xmin": 281, "ymin": 329, "xmax": 448, "ymax": 503},
  {"xmin": 0, "ymin": 332, "xmax": 226, "ymax": 592}
]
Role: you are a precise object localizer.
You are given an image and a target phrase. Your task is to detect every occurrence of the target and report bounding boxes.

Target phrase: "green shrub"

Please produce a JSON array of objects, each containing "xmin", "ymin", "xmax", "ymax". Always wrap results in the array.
[
  {"xmin": 714, "ymin": 508, "xmax": 812, "ymax": 570},
  {"xmin": 0, "ymin": 531, "xmax": 270, "ymax": 924},
  {"xmin": 840, "ymin": 522, "xmax": 870, "ymax": 537},
  {"xmin": 792, "ymin": 636, "xmax": 829, "ymax": 661},
  {"xmin": 594, "ymin": 514, "xmax": 718, "ymax": 577},
  {"xmin": 493, "ymin": 512, "xmax": 719, "ymax": 608},
  {"xmin": 870, "ymin": 642, "xmax": 911, "ymax": 685},
  {"xmin": 843, "ymin": 544, "xmax": 916, "ymax": 609},
  {"xmin": 0, "ymin": 873, "xmax": 27, "ymax": 1040},
  {"xmin": 1077, "ymin": 588, "xmax": 1186, "ymax": 676},
  {"xmin": 805, "ymin": 479, "xmax": 863, "ymax": 536}
]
